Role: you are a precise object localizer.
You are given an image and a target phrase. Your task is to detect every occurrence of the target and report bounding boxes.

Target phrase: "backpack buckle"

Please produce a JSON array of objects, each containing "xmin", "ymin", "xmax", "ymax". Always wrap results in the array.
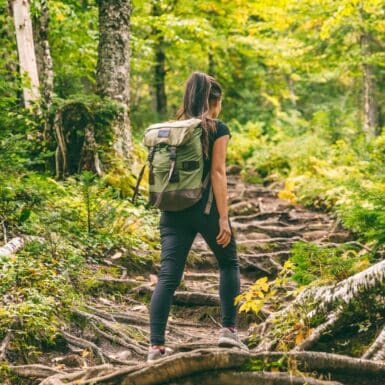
[{"xmin": 148, "ymin": 146, "xmax": 156, "ymax": 162}]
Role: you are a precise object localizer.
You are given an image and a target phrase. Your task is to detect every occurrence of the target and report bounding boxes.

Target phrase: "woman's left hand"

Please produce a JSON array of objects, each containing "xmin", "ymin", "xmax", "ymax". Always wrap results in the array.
[{"xmin": 216, "ymin": 216, "xmax": 231, "ymax": 248}]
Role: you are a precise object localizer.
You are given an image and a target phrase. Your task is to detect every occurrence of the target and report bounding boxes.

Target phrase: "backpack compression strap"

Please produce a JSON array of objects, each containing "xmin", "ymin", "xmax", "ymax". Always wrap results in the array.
[{"xmin": 201, "ymin": 172, "xmax": 213, "ymax": 215}]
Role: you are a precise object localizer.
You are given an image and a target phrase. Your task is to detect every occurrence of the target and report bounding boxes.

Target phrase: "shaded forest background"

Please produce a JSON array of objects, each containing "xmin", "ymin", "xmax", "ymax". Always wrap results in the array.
[{"xmin": 2, "ymin": 0, "xmax": 385, "ymax": 383}]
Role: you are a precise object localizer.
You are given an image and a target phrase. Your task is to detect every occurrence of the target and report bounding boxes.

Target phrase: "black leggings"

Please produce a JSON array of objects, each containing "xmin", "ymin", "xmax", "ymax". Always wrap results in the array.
[{"xmin": 149, "ymin": 199, "xmax": 240, "ymax": 345}]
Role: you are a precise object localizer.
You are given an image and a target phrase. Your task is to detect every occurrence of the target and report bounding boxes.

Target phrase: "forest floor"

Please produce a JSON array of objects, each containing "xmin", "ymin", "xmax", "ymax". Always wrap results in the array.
[{"xmin": 10, "ymin": 172, "xmax": 380, "ymax": 385}]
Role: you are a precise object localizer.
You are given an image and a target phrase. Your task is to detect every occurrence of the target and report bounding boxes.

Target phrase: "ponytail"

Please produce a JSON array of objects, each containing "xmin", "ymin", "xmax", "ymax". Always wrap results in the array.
[{"xmin": 177, "ymin": 72, "xmax": 222, "ymax": 158}]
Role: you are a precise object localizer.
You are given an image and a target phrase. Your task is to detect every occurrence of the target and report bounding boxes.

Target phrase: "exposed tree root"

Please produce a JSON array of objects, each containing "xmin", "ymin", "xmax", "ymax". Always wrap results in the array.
[
  {"xmin": 9, "ymin": 364, "xmax": 65, "ymax": 380},
  {"xmin": 84, "ymin": 305, "xmax": 198, "ymax": 328},
  {"xmin": 0, "ymin": 328, "xmax": 13, "ymax": 361},
  {"xmin": 236, "ymin": 236, "xmax": 302, "ymax": 251},
  {"xmin": 182, "ymin": 271, "xmax": 218, "ymax": 281},
  {"xmin": 254, "ymin": 350, "xmax": 385, "ymax": 379},
  {"xmin": 362, "ymin": 325, "xmax": 385, "ymax": 360},
  {"xmin": 292, "ymin": 309, "xmax": 343, "ymax": 352},
  {"xmin": 135, "ymin": 285, "xmax": 220, "ymax": 306},
  {"xmin": 90, "ymin": 321, "xmax": 147, "ymax": 361},
  {"xmin": 39, "ymin": 348, "xmax": 250, "ymax": 385},
  {"xmin": 233, "ymin": 222, "xmax": 308, "ymax": 237},
  {"xmin": 38, "ymin": 364, "xmax": 115, "ymax": 385},
  {"xmin": 238, "ymin": 255, "xmax": 281, "ymax": 277},
  {"xmin": 72, "ymin": 308, "xmax": 148, "ymax": 355},
  {"xmin": 61, "ymin": 330, "xmax": 107, "ymax": 363},
  {"xmin": 33, "ymin": 349, "xmax": 385, "ymax": 385},
  {"xmin": 96, "ymin": 277, "xmax": 145, "ymax": 287},
  {"xmin": 168, "ymin": 371, "xmax": 343, "ymax": 385}
]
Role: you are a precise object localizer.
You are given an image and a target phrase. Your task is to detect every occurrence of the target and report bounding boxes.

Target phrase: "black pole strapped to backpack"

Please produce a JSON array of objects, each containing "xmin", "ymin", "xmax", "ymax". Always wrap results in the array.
[
  {"xmin": 131, "ymin": 146, "xmax": 156, "ymax": 204},
  {"xmin": 131, "ymin": 164, "xmax": 146, "ymax": 204}
]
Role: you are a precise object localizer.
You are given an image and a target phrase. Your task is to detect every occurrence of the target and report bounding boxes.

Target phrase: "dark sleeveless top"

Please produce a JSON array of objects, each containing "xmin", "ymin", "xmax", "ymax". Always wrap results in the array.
[{"xmin": 199, "ymin": 119, "xmax": 231, "ymax": 209}]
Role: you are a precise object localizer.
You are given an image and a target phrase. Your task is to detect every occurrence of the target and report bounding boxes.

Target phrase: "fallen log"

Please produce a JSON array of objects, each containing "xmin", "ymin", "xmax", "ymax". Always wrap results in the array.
[{"xmin": 0, "ymin": 235, "xmax": 44, "ymax": 257}]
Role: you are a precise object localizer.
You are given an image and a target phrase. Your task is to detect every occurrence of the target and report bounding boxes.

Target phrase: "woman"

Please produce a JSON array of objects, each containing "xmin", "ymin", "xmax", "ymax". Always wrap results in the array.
[{"xmin": 148, "ymin": 72, "xmax": 248, "ymax": 361}]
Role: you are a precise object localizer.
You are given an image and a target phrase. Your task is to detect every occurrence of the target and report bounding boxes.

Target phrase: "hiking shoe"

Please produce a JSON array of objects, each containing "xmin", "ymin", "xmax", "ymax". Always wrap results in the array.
[
  {"xmin": 147, "ymin": 346, "xmax": 174, "ymax": 362},
  {"xmin": 218, "ymin": 327, "xmax": 249, "ymax": 351}
]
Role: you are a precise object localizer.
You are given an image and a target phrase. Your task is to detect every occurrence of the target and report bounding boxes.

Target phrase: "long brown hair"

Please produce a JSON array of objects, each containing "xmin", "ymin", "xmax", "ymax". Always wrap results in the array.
[{"xmin": 176, "ymin": 72, "xmax": 222, "ymax": 158}]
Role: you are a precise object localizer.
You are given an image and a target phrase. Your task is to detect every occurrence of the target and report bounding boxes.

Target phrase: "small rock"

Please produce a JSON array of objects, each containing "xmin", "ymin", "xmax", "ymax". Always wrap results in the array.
[
  {"xmin": 111, "ymin": 251, "xmax": 123, "ymax": 260},
  {"xmin": 131, "ymin": 304, "xmax": 148, "ymax": 313}
]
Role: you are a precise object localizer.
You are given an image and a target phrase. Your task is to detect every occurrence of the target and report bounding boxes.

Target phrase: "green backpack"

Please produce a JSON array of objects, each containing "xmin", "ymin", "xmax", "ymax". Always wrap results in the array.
[{"xmin": 132, "ymin": 118, "xmax": 213, "ymax": 213}]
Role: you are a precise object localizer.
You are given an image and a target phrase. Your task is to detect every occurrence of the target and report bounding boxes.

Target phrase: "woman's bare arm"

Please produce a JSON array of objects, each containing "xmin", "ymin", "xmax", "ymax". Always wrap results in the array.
[{"xmin": 210, "ymin": 135, "xmax": 231, "ymax": 247}]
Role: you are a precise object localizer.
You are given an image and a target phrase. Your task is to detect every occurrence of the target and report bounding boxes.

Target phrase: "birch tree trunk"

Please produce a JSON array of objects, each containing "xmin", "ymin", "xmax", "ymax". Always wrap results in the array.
[
  {"xmin": 96, "ymin": 0, "xmax": 132, "ymax": 164},
  {"xmin": 31, "ymin": 0, "xmax": 54, "ymax": 140},
  {"xmin": 10, "ymin": 0, "xmax": 40, "ymax": 109}
]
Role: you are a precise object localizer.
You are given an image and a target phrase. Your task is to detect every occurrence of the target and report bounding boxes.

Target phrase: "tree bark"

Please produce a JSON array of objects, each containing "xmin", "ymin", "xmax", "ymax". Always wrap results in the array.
[
  {"xmin": 9, "ymin": 0, "xmax": 40, "ymax": 109},
  {"xmin": 151, "ymin": 0, "xmax": 167, "ymax": 117},
  {"xmin": 31, "ymin": 0, "xmax": 54, "ymax": 140},
  {"xmin": 361, "ymin": 32, "xmax": 379, "ymax": 141},
  {"xmin": 96, "ymin": 0, "xmax": 133, "ymax": 164}
]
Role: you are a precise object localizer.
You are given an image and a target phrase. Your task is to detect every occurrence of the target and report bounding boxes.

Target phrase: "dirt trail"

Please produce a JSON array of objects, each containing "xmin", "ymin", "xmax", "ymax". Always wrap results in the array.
[{"xmin": 46, "ymin": 172, "xmax": 351, "ymax": 370}]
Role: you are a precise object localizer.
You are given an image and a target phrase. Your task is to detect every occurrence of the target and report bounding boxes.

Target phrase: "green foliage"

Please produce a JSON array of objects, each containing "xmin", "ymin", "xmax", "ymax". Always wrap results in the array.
[
  {"xmin": 289, "ymin": 242, "xmax": 372, "ymax": 285},
  {"xmin": 2, "ymin": 0, "xmax": 385, "ymax": 367},
  {"xmin": 339, "ymin": 183, "xmax": 385, "ymax": 248},
  {"xmin": 0, "ymin": 239, "xmax": 81, "ymax": 359}
]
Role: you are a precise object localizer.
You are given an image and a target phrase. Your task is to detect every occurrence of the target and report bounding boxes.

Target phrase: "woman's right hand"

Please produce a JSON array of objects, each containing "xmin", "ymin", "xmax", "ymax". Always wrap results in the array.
[{"xmin": 216, "ymin": 216, "xmax": 231, "ymax": 248}]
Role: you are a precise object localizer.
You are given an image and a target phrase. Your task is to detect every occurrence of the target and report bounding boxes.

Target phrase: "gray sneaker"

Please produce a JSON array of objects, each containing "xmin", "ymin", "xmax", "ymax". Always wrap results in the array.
[
  {"xmin": 147, "ymin": 346, "xmax": 174, "ymax": 362},
  {"xmin": 218, "ymin": 328, "xmax": 249, "ymax": 351}
]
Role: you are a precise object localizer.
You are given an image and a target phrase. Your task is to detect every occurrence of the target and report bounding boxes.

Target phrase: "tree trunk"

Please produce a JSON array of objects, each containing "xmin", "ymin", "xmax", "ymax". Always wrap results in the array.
[
  {"xmin": 361, "ymin": 32, "xmax": 378, "ymax": 141},
  {"xmin": 208, "ymin": 48, "xmax": 215, "ymax": 76},
  {"xmin": 9, "ymin": 0, "xmax": 40, "ymax": 109},
  {"xmin": 152, "ymin": 0, "xmax": 167, "ymax": 117},
  {"xmin": 31, "ymin": 0, "xmax": 54, "ymax": 140},
  {"xmin": 96, "ymin": 0, "xmax": 132, "ymax": 164}
]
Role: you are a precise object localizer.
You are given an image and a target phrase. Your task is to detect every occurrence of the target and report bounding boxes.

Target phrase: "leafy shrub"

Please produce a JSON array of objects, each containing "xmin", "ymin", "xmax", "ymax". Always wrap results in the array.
[{"xmin": 289, "ymin": 241, "xmax": 371, "ymax": 285}]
